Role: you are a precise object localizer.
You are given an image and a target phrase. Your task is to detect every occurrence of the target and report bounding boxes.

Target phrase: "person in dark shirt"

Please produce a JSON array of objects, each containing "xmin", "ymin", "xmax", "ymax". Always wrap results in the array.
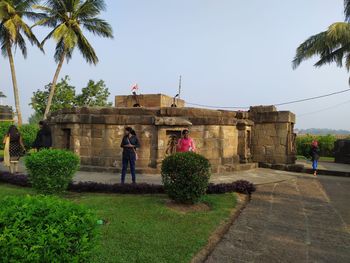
[
  {"xmin": 33, "ymin": 121, "xmax": 52, "ymax": 151},
  {"xmin": 120, "ymin": 127, "xmax": 140, "ymax": 184},
  {"xmin": 310, "ymin": 140, "xmax": 320, "ymax": 176}
]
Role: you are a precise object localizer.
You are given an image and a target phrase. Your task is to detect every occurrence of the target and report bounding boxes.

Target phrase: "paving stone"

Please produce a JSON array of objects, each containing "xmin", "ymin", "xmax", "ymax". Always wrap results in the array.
[{"xmin": 205, "ymin": 175, "xmax": 350, "ymax": 263}]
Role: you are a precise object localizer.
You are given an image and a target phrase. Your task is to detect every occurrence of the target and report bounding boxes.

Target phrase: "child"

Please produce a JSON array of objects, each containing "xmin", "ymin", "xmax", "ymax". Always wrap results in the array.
[{"xmin": 310, "ymin": 140, "xmax": 320, "ymax": 176}]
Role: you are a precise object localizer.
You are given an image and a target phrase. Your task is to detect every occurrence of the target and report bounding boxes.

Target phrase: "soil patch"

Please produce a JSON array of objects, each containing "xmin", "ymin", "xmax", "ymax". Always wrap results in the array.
[{"xmin": 166, "ymin": 200, "xmax": 211, "ymax": 213}]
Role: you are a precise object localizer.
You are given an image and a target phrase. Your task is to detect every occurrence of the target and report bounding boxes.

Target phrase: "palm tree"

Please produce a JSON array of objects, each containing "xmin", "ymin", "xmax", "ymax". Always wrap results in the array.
[
  {"xmin": 34, "ymin": 0, "xmax": 113, "ymax": 119},
  {"xmin": 0, "ymin": 0, "xmax": 41, "ymax": 126},
  {"xmin": 293, "ymin": 1, "xmax": 350, "ymax": 84}
]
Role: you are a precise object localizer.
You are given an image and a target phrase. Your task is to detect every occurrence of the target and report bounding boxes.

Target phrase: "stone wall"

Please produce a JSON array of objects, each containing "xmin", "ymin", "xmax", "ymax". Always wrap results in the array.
[
  {"xmin": 49, "ymin": 107, "xmax": 252, "ymax": 173},
  {"xmin": 334, "ymin": 140, "xmax": 350, "ymax": 164},
  {"xmin": 115, "ymin": 94, "xmax": 185, "ymax": 108},
  {"xmin": 249, "ymin": 106, "xmax": 296, "ymax": 164}
]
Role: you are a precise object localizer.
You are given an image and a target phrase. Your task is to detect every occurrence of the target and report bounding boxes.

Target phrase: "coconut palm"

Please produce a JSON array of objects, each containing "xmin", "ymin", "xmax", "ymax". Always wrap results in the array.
[
  {"xmin": 293, "ymin": 1, "xmax": 350, "ymax": 84},
  {"xmin": 0, "ymin": 0, "xmax": 41, "ymax": 126},
  {"xmin": 34, "ymin": 0, "xmax": 113, "ymax": 119}
]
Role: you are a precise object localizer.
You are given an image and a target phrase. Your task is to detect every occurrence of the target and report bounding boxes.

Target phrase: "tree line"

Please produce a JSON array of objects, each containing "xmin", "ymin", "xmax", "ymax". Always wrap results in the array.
[{"xmin": 0, "ymin": 0, "xmax": 113, "ymax": 126}]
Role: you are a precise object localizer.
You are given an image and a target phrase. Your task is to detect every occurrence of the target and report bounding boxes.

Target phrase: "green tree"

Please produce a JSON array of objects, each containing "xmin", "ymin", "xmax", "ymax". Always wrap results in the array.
[
  {"xmin": 0, "ymin": 0, "xmax": 41, "ymax": 126},
  {"xmin": 293, "ymin": 0, "xmax": 350, "ymax": 83},
  {"xmin": 75, "ymin": 80, "xmax": 111, "ymax": 107},
  {"xmin": 30, "ymin": 76, "xmax": 112, "ymax": 115},
  {"xmin": 30, "ymin": 76, "xmax": 76, "ymax": 115},
  {"xmin": 34, "ymin": 0, "xmax": 113, "ymax": 119},
  {"xmin": 28, "ymin": 112, "xmax": 43, "ymax": 125}
]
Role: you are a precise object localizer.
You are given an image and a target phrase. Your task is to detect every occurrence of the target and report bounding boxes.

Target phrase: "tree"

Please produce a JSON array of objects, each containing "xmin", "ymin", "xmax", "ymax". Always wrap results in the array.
[
  {"xmin": 30, "ymin": 76, "xmax": 112, "ymax": 116},
  {"xmin": 0, "ymin": 0, "xmax": 42, "ymax": 126},
  {"xmin": 34, "ymin": 0, "xmax": 113, "ymax": 119},
  {"xmin": 30, "ymin": 76, "xmax": 76, "ymax": 115},
  {"xmin": 293, "ymin": 0, "xmax": 350, "ymax": 83},
  {"xmin": 0, "ymin": 91, "xmax": 6, "ymax": 98},
  {"xmin": 75, "ymin": 80, "xmax": 112, "ymax": 107},
  {"xmin": 28, "ymin": 111, "xmax": 43, "ymax": 125}
]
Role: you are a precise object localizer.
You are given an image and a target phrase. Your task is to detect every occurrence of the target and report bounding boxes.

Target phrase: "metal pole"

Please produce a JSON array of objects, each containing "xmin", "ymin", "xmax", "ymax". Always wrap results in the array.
[{"xmin": 178, "ymin": 75, "xmax": 182, "ymax": 99}]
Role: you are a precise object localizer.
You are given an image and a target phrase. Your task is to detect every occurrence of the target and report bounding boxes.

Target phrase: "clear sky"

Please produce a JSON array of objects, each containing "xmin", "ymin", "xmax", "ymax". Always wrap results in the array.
[{"xmin": 1, "ymin": 0, "xmax": 349, "ymax": 130}]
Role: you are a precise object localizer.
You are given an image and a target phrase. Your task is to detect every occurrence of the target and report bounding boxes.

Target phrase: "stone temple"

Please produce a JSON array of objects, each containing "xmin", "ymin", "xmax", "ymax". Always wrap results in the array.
[{"xmin": 49, "ymin": 94, "xmax": 296, "ymax": 173}]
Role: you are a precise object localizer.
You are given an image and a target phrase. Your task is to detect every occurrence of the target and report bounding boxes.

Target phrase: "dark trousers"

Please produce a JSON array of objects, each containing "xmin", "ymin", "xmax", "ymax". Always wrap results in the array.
[{"xmin": 121, "ymin": 152, "xmax": 136, "ymax": 183}]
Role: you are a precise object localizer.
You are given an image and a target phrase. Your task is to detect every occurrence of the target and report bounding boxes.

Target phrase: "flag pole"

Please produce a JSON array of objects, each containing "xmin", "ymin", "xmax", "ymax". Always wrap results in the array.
[{"xmin": 178, "ymin": 75, "xmax": 182, "ymax": 99}]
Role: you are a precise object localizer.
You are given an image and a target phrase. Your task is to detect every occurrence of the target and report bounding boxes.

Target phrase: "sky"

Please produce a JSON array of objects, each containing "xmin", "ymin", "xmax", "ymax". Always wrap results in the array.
[{"xmin": 1, "ymin": 0, "xmax": 350, "ymax": 130}]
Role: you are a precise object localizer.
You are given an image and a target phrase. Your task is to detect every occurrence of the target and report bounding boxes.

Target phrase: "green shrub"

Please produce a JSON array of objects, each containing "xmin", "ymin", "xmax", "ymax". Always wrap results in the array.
[
  {"xmin": 19, "ymin": 124, "xmax": 39, "ymax": 150},
  {"xmin": 0, "ymin": 195, "xmax": 98, "ymax": 263},
  {"xmin": 296, "ymin": 134, "xmax": 337, "ymax": 158},
  {"xmin": 0, "ymin": 122, "xmax": 38, "ymax": 150},
  {"xmin": 0, "ymin": 121, "xmax": 12, "ymax": 150},
  {"xmin": 161, "ymin": 152, "xmax": 211, "ymax": 204},
  {"xmin": 25, "ymin": 149, "xmax": 80, "ymax": 194}
]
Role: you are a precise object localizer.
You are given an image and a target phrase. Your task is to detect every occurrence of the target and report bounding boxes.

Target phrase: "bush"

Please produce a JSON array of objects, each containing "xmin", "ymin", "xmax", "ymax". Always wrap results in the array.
[
  {"xmin": 0, "ymin": 121, "xmax": 12, "ymax": 150},
  {"xmin": 0, "ymin": 195, "xmax": 97, "ymax": 262},
  {"xmin": 161, "ymin": 152, "xmax": 211, "ymax": 204},
  {"xmin": 25, "ymin": 149, "xmax": 80, "ymax": 194},
  {"xmin": 207, "ymin": 180, "xmax": 256, "ymax": 195},
  {"xmin": 0, "ymin": 122, "xmax": 38, "ymax": 150},
  {"xmin": 19, "ymin": 124, "xmax": 39, "ymax": 150},
  {"xmin": 296, "ymin": 134, "xmax": 337, "ymax": 158}
]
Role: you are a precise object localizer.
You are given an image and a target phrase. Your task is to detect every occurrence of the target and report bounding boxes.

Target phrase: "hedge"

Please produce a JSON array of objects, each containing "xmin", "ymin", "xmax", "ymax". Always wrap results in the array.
[
  {"xmin": 0, "ymin": 172, "xmax": 256, "ymax": 195},
  {"xmin": 0, "ymin": 122, "xmax": 38, "ymax": 150},
  {"xmin": 296, "ymin": 134, "xmax": 337, "ymax": 157}
]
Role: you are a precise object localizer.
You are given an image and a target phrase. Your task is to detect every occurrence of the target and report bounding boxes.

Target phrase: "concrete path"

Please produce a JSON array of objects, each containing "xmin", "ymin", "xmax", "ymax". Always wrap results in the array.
[
  {"xmin": 0, "ymin": 159, "xmax": 298, "ymax": 185},
  {"xmin": 73, "ymin": 168, "xmax": 297, "ymax": 185},
  {"xmin": 297, "ymin": 160, "xmax": 350, "ymax": 173},
  {"xmin": 206, "ymin": 174, "xmax": 350, "ymax": 263}
]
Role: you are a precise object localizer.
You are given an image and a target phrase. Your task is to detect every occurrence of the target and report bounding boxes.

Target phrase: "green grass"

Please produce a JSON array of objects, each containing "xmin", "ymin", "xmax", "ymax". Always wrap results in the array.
[
  {"xmin": 0, "ymin": 183, "xmax": 237, "ymax": 263},
  {"xmin": 297, "ymin": 155, "xmax": 335, "ymax": 163}
]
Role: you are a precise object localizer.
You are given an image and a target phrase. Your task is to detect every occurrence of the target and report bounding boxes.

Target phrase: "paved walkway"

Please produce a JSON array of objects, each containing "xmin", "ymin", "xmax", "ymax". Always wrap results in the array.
[
  {"xmin": 206, "ymin": 174, "xmax": 350, "ymax": 263},
  {"xmin": 0, "ymin": 160, "xmax": 298, "ymax": 185},
  {"xmin": 297, "ymin": 160, "xmax": 350, "ymax": 173},
  {"xmin": 73, "ymin": 168, "xmax": 297, "ymax": 185}
]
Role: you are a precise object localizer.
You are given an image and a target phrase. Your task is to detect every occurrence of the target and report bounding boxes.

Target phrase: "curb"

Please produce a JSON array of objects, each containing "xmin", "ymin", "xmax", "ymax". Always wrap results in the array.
[{"xmin": 259, "ymin": 163, "xmax": 350, "ymax": 178}]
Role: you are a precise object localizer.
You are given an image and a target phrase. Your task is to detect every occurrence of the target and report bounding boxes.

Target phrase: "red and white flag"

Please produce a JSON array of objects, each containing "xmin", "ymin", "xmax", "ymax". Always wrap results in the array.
[{"xmin": 131, "ymin": 83, "xmax": 138, "ymax": 93}]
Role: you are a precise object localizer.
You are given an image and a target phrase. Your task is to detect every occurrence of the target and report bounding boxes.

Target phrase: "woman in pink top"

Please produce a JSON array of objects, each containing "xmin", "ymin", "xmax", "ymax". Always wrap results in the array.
[{"xmin": 177, "ymin": 129, "xmax": 196, "ymax": 152}]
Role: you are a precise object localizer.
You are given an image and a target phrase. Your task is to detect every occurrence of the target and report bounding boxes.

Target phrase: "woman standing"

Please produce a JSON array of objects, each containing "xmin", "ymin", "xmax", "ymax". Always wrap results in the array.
[
  {"xmin": 120, "ymin": 127, "xmax": 140, "ymax": 184},
  {"xmin": 3, "ymin": 125, "xmax": 25, "ymax": 174},
  {"xmin": 177, "ymin": 129, "xmax": 196, "ymax": 152},
  {"xmin": 33, "ymin": 121, "xmax": 52, "ymax": 151},
  {"xmin": 310, "ymin": 140, "xmax": 320, "ymax": 176}
]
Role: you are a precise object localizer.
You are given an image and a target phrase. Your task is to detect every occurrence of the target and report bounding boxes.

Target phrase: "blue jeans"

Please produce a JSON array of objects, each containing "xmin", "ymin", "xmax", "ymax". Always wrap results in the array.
[
  {"xmin": 121, "ymin": 152, "xmax": 136, "ymax": 183},
  {"xmin": 312, "ymin": 160, "xmax": 318, "ymax": 171}
]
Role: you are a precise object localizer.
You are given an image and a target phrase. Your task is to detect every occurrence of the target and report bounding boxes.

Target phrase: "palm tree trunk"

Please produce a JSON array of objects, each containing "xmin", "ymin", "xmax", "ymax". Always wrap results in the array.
[
  {"xmin": 6, "ymin": 44, "xmax": 22, "ymax": 126},
  {"xmin": 43, "ymin": 54, "xmax": 65, "ymax": 119}
]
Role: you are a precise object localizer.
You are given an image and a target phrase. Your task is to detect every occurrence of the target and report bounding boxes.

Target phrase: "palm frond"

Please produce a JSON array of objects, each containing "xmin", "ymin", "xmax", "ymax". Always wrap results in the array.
[
  {"xmin": 81, "ymin": 17, "xmax": 113, "ymax": 38},
  {"xmin": 345, "ymin": 0, "xmax": 350, "ymax": 21}
]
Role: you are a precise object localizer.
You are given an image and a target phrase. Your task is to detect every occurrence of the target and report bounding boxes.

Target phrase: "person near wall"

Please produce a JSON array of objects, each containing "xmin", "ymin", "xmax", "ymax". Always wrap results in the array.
[
  {"xmin": 177, "ymin": 129, "xmax": 196, "ymax": 152},
  {"xmin": 33, "ymin": 121, "xmax": 52, "ymax": 151},
  {"xmin": 310, "ymin": 140, "xmax": 320, "ymax": 176},
  {"xmin": 120, "ymin": 127, "xmax": 140, "ymax": 184},
  {"xmin": 3, "ymin": 125, "xmax": 25, "ymax": 174}
]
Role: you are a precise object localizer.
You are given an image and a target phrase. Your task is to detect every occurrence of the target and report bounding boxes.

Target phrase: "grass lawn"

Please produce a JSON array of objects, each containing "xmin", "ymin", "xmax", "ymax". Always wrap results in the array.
[{"xmin": 0, "ymin": 183, "xmax": 237, "ymax": 263}]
